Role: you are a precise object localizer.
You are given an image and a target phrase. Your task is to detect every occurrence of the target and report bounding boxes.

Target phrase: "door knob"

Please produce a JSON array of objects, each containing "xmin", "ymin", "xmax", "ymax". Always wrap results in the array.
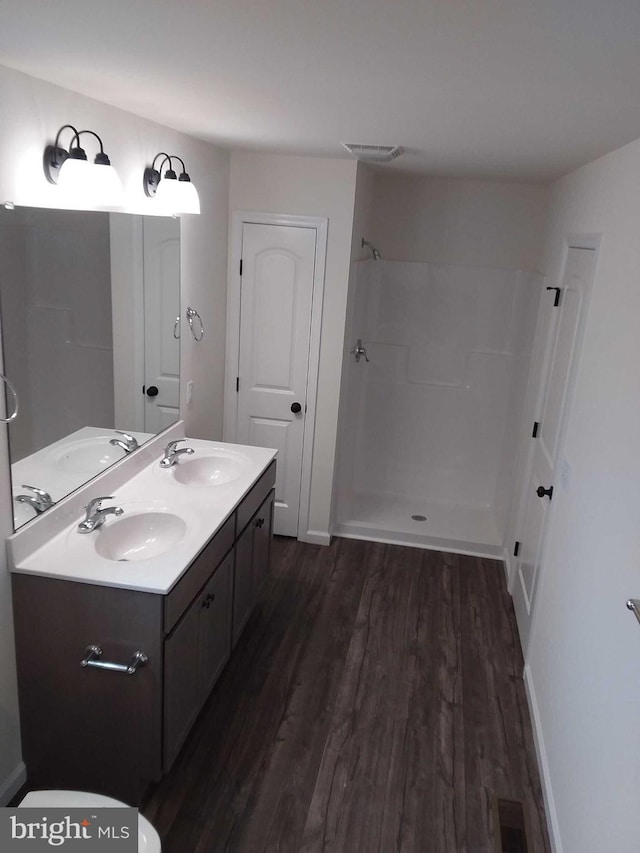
[
  {"xmin": 146, "ymin": 385, "xmax": 159, "ymax": 397},
  {"xmin": 536, "ymin": 485, "xmax": 554, "ymax": 500},
  {"xmin": 290, "ymin": 402, "xmax": 302, "ymax": 414}
]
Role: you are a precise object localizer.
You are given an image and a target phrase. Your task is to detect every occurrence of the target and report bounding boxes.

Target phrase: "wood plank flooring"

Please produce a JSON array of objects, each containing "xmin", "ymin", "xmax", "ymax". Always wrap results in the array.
[{"xmin": 143, "ymin": 537, "xmax": 551, "ymax": 852}]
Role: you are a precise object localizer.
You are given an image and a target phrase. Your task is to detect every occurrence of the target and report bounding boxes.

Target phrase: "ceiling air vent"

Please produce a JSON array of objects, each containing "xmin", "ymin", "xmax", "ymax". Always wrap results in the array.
[{"xmin": 341, "ymin": 143, "xmax": 404, "ymax": 163}]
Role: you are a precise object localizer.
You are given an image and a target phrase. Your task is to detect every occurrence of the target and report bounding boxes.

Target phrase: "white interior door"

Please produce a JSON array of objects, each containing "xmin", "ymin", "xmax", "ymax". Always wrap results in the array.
[
  {"xmin": 142, "ymin": 218, "xmax": 180, "ymax": 432},
  {"xmin": 236, "ymin": 223, "xmax": 317, "ymax": 537},
  {"xmin": 513, "ymin": 246, "xmax": 595, "ymax": 649}
]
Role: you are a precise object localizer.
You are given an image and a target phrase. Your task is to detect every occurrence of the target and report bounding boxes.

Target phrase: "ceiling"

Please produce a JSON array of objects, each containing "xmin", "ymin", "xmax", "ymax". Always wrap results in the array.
[{"xmin": 2, "ymin": 0, "xmax": 640, "ymax": 183}]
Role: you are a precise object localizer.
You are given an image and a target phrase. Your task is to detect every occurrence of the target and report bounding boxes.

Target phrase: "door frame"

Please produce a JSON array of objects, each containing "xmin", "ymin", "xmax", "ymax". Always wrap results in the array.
[
  {"xmin": 509, "ymin": 232, "xmax": 600, "ymax": 649},
  {"xmin": 223, "ymin": 211, "xmax": 328, "ymax": 541}
]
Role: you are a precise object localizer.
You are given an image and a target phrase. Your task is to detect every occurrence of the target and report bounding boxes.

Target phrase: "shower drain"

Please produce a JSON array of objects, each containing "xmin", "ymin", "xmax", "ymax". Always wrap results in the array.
[{"xmin": 411, "ymin": 514, "xmax": 427, "ymax": 522}]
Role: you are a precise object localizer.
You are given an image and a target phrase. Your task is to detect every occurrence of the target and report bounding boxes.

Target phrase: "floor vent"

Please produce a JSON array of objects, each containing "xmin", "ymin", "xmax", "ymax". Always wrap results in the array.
[{"xmin": 494, "ymin": 797, "xmax": 530, "ymax": 853}]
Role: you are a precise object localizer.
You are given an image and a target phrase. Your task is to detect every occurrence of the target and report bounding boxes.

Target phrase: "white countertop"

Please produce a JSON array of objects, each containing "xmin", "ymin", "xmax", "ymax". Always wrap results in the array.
[{"xmin": 8, "ymin": 437, "xmax": 277, "ymax": 595}]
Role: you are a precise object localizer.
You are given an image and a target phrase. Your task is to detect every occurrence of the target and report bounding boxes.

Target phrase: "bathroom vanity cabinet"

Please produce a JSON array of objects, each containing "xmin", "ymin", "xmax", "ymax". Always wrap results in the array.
[{"xmin": 11, "ymin": 460, "xmax": 275, "ymax": 806}]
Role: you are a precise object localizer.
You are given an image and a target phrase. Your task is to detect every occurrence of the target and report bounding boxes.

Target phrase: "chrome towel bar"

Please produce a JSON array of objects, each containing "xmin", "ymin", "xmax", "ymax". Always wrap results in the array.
[{"xmin": 81, "ymin": 644, "xmax": 148, "ymax": 675}]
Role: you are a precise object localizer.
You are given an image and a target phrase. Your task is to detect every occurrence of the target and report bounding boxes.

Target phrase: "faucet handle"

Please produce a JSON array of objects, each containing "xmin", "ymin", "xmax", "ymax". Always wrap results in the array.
[
  {"xmin": 165, "ymin": 439, "xmax": 186, "ymax": 452},
  {"xmin": 116, "ymin": 430, "xmax": 138, "ymax": 445},
  {"xmin": 21, "ymin": 484, "xmax": 52, "ymax": 501},
  {"xmin": 84, "ymin": 496, "xmax": 114, "ymax": 516}
]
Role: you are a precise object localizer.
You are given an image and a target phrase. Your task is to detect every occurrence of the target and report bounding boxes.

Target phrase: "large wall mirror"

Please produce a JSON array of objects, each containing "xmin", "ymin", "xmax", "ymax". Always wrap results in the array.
[{"xmin": 0, "ymin": 205, "xmax": 180, "ymax": 530}]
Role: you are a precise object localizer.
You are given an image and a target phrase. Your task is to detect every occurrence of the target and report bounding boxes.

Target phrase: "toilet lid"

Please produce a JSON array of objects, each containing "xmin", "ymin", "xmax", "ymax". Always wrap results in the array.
[{"xmin": 19, "ymin": 790, "xmax": 161, "ymax": 852}]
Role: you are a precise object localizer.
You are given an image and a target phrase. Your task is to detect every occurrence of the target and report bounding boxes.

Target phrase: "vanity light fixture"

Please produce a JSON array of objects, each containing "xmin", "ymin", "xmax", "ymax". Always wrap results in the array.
[
  {"xmin": 143, "ymin": 153, "xmax": 200, "ymax": 215},
  {"xmin": 43, "ymin": 124, "xmax": 124, "ymax": 210}
]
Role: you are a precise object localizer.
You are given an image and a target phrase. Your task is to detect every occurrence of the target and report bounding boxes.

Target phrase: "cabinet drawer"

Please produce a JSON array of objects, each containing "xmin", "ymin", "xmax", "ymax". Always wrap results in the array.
[
  {"xmin": 236, "ymin": 460, "xmax": 276, "ymax": 536},
  {"xmin": 164, "ymin": 513, "xmax": 235, "ymax": 634}
]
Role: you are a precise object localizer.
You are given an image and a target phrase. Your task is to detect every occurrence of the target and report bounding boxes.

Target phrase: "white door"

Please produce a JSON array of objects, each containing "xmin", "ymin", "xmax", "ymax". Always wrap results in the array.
[
  {"xmin": 143, "ymin": 218, "xmax": 180, "ymax": 432},
  {"xmin": 513, "ymin": 246, "xmax": 596, "ymax": 649},
  {"xmin": 236, "ymin": 223, "xmax": 317, "ymax": 537}
]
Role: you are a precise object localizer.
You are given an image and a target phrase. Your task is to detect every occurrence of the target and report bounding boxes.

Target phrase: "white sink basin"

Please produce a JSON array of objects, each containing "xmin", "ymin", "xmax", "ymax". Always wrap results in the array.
[
  {"xmin": 50, "ymin": 437, "xmax": 126, "ymax": 474},
  {"xmin": 95, "ymin": 511, "xmax": 187, "ymax": 562},
  {"xmin": 171, "ymin": 450, "xmax": 249, "ymax": 486}
]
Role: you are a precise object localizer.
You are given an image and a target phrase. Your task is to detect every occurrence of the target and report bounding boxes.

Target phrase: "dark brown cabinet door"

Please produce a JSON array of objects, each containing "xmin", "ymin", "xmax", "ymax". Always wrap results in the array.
[
  {"xmin": 164, "ymin": 551, "xmax": 234, "ymax": 771},
  {"xmin": 252, "ymin": 491, "xmax": 274, "ymax": 593},
  {"xmin": 199, "ymin": 552, "xmax": 232, "ymax": 698},
  {"xmin": 233, "ymin": 519, "xmax": 254, "ymax": 648},
  {"xmin": 163, "ymin": 593, "xmax": 201, "ymax": 770},
  {"xmin": 233, "ymin": 490, "xmax": 274, "ymax": 647},
  {"xmin": 12, "ymin": 575, "xmax": 163, "ymax": 805}
]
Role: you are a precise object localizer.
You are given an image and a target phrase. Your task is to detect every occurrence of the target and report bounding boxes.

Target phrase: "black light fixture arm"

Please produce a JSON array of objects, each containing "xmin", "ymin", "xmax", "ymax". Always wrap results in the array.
[
  {"xmin": 144, "ymin": 152, "xmax": 193, "ymax": 197},
  {"xmin": 45, "ymin": 124, "xmax": 111, "ymax": 184},
  {"xmin": 150, "ymin": 152, "xmax": 173, "ymax": 173}
]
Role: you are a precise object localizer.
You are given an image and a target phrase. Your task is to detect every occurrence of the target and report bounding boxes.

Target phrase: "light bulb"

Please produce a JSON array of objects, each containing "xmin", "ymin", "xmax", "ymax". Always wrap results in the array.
[
  {"xmin": 155, "ymin": 176, "xmax": 200, "ymax": 215},
  {"xmin": 56, "ymin": 158, "xmax": 124, "ymax": 210},
  {"xmin": 90, "ymin": 163, "xmax": 125, "ymax": 210},
  {"xmin": 56, "ymin": 157, "xmax": 93, "ymax": 207}
]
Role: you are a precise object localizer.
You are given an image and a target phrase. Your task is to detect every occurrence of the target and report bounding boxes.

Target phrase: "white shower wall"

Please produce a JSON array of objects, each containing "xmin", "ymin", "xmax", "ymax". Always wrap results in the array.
[{"xmin": 335, "ymin": 259, "xmax": 542, "ymax": 555}]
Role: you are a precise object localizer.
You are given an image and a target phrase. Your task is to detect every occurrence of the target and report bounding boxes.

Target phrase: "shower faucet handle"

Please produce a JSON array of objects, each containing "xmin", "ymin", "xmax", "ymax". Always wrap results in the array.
[{"xmin": 350, "ymin": 339, "xmax": 369, "ymax": 363}]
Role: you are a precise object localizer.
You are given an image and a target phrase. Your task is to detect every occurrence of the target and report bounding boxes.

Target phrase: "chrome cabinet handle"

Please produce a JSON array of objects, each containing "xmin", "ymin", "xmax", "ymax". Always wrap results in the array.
[
  {"xmin": 81, "ymin": 644, "xmax": 148, "ymax": 675},
  {"xmin": 0, "ymin": 373, "xmax": 18, "ymax": 423}
]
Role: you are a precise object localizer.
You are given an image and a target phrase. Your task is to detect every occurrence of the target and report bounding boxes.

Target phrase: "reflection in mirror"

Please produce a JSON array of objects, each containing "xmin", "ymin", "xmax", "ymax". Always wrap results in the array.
[{"xmin": 0, "ymin": 206, "xmax": 180, "ymax": 530}]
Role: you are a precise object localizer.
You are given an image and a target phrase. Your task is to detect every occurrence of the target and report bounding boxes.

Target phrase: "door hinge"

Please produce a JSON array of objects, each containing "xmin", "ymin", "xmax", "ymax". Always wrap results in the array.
[
  {"xmin": 239, "ymin": 259, "xmax": 243, "ymax": 276},
  {"xmin": 546, "ymin": 286, "xmax": 561, "ymax": 307},
  {"xmin": 236, "ymin": 377, "xmax": 239, "ymax": 393},
  {"xmin": 514, "ymin": 540, "xmax": 521, "ymax": 557},
  {"xmin": 142, "ymin": 385, "xmax": 145, "ymax": 395},
  {"xmin": 532, "ymin": 421, "xmax": 539, "ymax": 438}
]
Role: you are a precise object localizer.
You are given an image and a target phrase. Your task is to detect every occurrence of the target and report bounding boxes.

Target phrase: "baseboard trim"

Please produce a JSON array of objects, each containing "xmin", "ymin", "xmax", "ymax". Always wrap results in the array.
[
  {"xmin": 301, "ymin": 530, "xmax": 332, "ymax": 546},
  {"xmin": 0, "ymin": 761, "xmax": 26, "ymax": 806},
  {"xmin": 523, "ymin": 663, "xmax": 563, "ymax": 853},
  {"xmin": 503, "ymin": 547, "xmax": 514, "ymax": 588}
]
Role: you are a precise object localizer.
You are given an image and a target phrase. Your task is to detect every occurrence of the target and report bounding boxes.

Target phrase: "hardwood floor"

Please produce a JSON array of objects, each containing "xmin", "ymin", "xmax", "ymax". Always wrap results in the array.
[{"xmin": 143, "ymin": 537, "xmax": 551, "ymax": 852}]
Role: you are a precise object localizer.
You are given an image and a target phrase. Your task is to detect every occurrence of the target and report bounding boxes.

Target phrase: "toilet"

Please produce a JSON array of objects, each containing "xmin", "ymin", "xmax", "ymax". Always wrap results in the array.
[{"xmin": 18, "ymin": 790, "xmax": 161, "ymax": 852}]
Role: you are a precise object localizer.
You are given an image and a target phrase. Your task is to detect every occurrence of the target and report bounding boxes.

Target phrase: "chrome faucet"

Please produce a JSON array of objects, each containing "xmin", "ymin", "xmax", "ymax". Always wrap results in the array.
[
  {"xmin": 109, "ymin": 430, "xmax": 139, "ymax": 453},
  {"xmin": 78, "ymin": 496, "xmax": 124, "ymax": 534},
  {"xmin": 15, "ymin": 485, "xmax": 54, "ymax": 514},
  {"xmin": 159, "ymin": 439, "xmax": 195, "ymax": 468}
]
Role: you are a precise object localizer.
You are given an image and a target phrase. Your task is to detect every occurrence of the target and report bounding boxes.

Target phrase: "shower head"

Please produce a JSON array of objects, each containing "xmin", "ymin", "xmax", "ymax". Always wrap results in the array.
[{"xmin": 362, "ymin": 238, "xmax": 381, "ymax": 261}]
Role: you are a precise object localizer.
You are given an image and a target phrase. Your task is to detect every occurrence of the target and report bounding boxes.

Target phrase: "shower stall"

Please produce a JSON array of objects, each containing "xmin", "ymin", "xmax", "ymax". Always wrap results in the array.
[{"xmin": 334, "ymin": 257, "xmax": 543, "ymax": 557}]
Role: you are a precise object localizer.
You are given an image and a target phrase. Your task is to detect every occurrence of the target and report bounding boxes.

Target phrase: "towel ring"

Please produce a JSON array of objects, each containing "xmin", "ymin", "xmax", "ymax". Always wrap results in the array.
[
  {"xmin": 186, "ymin": 306, "xmax": 204, "ymax": 342},
  {"xmin": 173, "ymin": 316, "xmax": 181, "ymax": 340},
  {"xmin": 0, "ymin": 373, "xmax": 18, "ymax": 423}
]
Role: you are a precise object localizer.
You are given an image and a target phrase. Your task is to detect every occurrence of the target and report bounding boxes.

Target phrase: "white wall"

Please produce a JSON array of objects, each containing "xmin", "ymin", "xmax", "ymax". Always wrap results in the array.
[
  {"xmin": 523, "ymin": 138, "xmax": 640, "ymax": 851},
  {"xmin": 368, "ymin": 173, "xmax": 548, "ymax": 270},
  {"xmin": 0, "ymin": 63, "xmax": 230, "ymax": 801},
  {"xmin": 229, "ymin": 152, "xmax": 358, "ymax": 539},
  {"xmin": 332, "ymin": 163, "xmax": 375, "ymax": 530}
]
